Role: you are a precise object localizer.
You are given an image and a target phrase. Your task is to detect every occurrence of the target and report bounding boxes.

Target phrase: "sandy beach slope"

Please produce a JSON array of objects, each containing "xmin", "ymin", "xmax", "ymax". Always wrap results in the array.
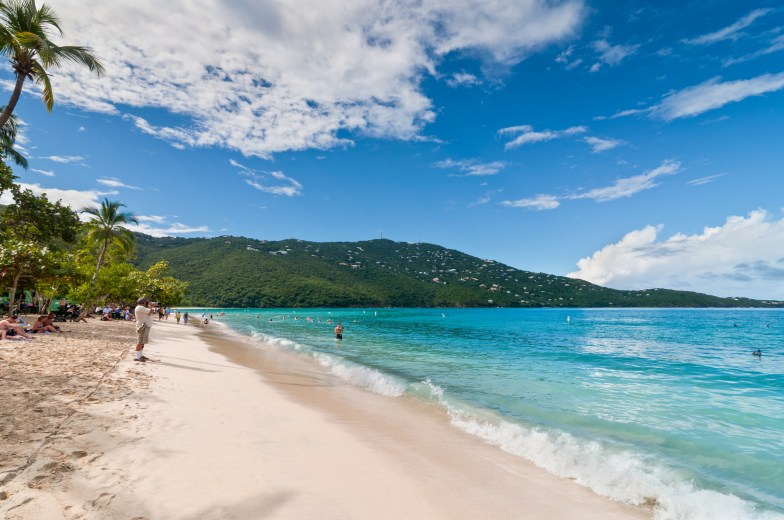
[{"xmin": 0, "ymin": 318, "xmax": 649, "ymax": 519}]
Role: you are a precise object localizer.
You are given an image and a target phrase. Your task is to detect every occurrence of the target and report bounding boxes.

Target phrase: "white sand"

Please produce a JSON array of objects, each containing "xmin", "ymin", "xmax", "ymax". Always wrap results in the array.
[{"xmin": 0, "ymin": 319, "xmax": 648, "ymax": 519}]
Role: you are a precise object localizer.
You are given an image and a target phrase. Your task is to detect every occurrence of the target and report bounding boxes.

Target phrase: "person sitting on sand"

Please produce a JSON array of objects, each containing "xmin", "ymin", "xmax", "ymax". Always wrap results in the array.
[
  {"xmin": 0, "ymin": 315, "xmax": 33, "ymax": 339},
  {"xmin": 31, "ymin": 315, "xmax": 60, "ymax": 333},
  {"xmin": 43, "ymin": 313, "xmax": 63, "ymax": 331}
]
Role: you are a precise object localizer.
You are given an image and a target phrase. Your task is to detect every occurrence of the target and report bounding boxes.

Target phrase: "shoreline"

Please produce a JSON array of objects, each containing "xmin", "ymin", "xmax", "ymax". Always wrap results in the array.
[{"xmin": 1, "ymin": 317, "xmax": 648, "ymax": 519}]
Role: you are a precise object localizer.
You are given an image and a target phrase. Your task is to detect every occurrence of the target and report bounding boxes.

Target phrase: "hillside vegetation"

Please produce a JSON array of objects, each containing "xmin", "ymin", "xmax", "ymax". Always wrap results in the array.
[{"xmin": 133, "ymin": 234, "xmax": 783, "ymax": 308}]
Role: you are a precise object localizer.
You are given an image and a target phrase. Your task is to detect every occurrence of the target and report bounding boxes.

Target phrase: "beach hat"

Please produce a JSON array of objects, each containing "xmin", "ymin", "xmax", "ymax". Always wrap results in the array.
[{"xmin": 137, "ymin": 297, "xmax": 150, "ymax": 304}]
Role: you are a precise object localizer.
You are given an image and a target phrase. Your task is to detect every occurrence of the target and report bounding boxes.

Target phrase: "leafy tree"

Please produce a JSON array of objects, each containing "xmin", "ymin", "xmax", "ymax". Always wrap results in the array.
[
  {"xmin": 0, "ymin": 158, "xmax": 15, "ymax": 197},
  {"xmin": 71, "ymin": 261, "xmax": 187, "ymax": 309},
  {"xmin": 139, "ymin": 261, "xmax": 187, "ymax": 307},
  {"xmin": 0, "ymin": 0, "xmax": 104, "ymax": 129},
  {"xmin": 0, "ymin": 183, "xmax": 80, "ymax": 315}
]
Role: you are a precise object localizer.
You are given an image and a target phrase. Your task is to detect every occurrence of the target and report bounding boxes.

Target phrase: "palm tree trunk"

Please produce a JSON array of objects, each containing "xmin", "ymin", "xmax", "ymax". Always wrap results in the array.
[
  {"xmin": 78, "ymin": 239, "xmax": 110, "ymax": 321},
  {"xmin": 0, "ymin": 75, "xmax": 26, "ymax": 130},
  {"xmin": 91, "ymin": 239, "xmax": 109, "ymax": 283}
]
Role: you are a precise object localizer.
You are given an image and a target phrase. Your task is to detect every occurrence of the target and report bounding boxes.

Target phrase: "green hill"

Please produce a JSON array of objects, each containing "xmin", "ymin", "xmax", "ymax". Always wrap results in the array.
[{"xmin": 132, "ymin": 234, "xmax": 783, "ymax": 308}]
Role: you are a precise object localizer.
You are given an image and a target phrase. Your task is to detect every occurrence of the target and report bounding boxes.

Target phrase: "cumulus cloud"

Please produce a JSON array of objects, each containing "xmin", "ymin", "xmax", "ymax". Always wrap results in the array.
[
  {"xmin": 567, "ymin": 209, "xmax": 784, "ymax": 299},
  {"xmin": 501, "ymin": 194, "xmax": 560, "ymax": 210},
  {"xmin": 435, "ymin": 158, "xmax": 507, "ymax": 176},
  {"xmin": 0, "ymin": 182, "xmax": 114, "ymax": 211},
  {"xmin": 499, "ymin": 124, "xmax": 587, "ymax": 149},
  {"xmin": 683, "ymin": 8, "xmax": 772, "ymax": 46},
  {"xmin": 46, "ymin": 0, "xmax": 585, "ymax": 158}
]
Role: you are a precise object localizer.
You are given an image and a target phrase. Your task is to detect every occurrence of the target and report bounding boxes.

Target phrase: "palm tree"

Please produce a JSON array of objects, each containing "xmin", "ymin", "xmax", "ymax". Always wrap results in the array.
[
  {"xmin": 0, "ymin": 112, "xmax": 28, "ymax": 168},
  {"xmin": 82, "ymin": 198, "xmax": 138, "ymax": 283},
  {"xmin": 0, "ymin": 0, "xmax": 104, "ymax": 129}
]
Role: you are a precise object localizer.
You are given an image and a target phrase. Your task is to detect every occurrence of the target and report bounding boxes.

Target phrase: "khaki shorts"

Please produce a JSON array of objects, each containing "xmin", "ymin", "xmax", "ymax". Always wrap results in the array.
[{"xmin": 136, "ymin": 324, "xmax": 150, "ymax": 345}]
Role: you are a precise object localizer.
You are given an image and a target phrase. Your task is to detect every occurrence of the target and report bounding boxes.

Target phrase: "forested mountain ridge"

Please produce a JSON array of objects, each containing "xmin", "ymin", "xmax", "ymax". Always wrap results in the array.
[{"xmin": 133, "ymin": 234, "xmax": 783, "ymax": 308}]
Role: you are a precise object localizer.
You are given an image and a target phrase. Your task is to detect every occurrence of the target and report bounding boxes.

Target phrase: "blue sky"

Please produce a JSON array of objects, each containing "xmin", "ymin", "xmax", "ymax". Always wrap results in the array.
[{"xmin": 3, "ymin": 0, "xmax": 784, "ymax": 299}]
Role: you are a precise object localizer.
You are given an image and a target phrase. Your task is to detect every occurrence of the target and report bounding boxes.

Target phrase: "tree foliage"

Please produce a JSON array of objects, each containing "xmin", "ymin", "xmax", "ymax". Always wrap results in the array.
[{"xmin": 0, "ymin": 176, "xmax": 80, "ymax": 315}]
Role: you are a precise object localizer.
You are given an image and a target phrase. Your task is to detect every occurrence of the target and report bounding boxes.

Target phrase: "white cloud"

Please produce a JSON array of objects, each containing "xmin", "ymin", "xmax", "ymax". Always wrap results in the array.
[
  {"xmin": 568, "ymin": 160, "xmax": 680, "ymax": 202},
  {"xmin": 97, "ymin": 177, "xmax": 142, "ymax": 190},
  {"xmin": 683, "ymin": 8, "xmax": 772, "ymax": 46},
  {"xmin": 446, "ymin": 72, "xmax": 481, "ymax": 88},
  {"xmin": 567, "ymin": 209, "xmax": 784, "ymax": 299},
  {"xmin": 230, "ymin": 160, "xmax": 303, "ymax": 197},
  {"xmin": 589, "ymin": 39, "xmax": 640, "ymax": 72},
  {"xmin": 31, "ymin": 168, "xmax": 55, "ymax": 177},
  {"xmin": 555, "ymin": 45, "xmax": 582, "ymax": 70},
  {"xmin": 0, "ymin": 183, "xmax": 114, "ymax": 211},
  {"xmin": 40, "ymin": 155, "xmax": 85, "ymax": 164},
  {"xmin": 583, "ymin": 136, "xmax": 624, "ymax": 153},
  {"xmin": 723, "ymin": 34, "xmax": 784, "ymax": 67},
  {"xmin": 47, "ymin": 0, "xmax": 585, "ymax": 157},
  {"xmin": 435, "ymin": 158, "xmax": 507, "ymax": 176},
  {"xmin": 499, "ymin": 124, "xmax": 587, "ymax": 149},
  {"xmin": 126, "ymin": 221, "xmax": 210, "ymax": 237},
  {"xmin": 137, "ymin": 215, "xmax": 167, "ymax": 224},
  {"xmin": 687, "ymin": 173, "xmax": 725, "ymax": 186},
  {"xmin": 500, "ymin": 160, "xmax": 678, "ymax": 211},
  {"xmin": 501, "ymin": 194, "xmax": 560, "ymax": 210},
  {"xmin": 651, "ymin": 72, "xmax": 784, "ymax": 121}
]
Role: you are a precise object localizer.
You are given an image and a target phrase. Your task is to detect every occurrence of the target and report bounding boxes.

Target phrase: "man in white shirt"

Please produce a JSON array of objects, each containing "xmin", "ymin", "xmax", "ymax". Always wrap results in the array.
[{"xmin": 134, "ymin": 297, "xmax": 154, "ymax": 362}]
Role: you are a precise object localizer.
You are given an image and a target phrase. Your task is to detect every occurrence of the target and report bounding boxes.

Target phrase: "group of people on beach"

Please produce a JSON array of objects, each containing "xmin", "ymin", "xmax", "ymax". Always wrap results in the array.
[{"xmin": 0, "ymin": 313, "xmax": 68, "ymax": 340}]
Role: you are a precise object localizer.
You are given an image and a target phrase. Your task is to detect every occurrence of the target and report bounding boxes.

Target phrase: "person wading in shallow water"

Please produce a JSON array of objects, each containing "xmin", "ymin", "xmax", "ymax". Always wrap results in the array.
[
  {"xmin": 334, "ymin": 322, "xmax": 343, "ymax": 340},
  {"xmin": 134, "ymin": 297, "xmax": 154, "ymax": 362}
]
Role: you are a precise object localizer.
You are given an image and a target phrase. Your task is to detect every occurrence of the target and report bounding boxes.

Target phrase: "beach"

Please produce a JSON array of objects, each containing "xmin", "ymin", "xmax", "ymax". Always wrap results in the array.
[{"xmin": 0, "ymin": 317, "xmax": 647, "ymax": 519}]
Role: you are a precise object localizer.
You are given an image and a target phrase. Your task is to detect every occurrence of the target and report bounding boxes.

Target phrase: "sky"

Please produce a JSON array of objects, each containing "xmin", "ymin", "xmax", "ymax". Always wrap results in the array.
[{"xmin": 2, "ymin": 0, "xmax": 784, "ymax": 300}]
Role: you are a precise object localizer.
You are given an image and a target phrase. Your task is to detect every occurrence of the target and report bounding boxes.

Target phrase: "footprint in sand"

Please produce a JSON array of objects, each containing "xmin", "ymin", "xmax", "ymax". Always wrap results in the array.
[
  {"xmin": 71, "ymin": 450, "xmax": 88, "ymax": 459},
  {"xmin": 90, "ymin": 492, "xmax": 114, "ymax": 508}
]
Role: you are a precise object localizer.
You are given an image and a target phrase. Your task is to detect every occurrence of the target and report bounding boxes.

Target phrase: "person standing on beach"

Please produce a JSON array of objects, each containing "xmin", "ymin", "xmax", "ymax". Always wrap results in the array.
[
  {"xmin": 134, "ymin": 297, "xmax": 154, "ymax": 362},
  {"xmin": 183, "ymin": 311, "xmax": 189, "ymax": 325},
  {"xmin": 175, "ymin": 310, "xmax": 181, "ymax": 324},
  {"xmin": 335, "ymin": 322, "xmax": 343, "ymax": 340}
]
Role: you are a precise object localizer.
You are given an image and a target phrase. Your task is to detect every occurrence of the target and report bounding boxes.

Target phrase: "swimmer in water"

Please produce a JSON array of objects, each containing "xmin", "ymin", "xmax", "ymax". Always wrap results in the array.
[{"xmin": 752, "ymin": 349, "xmax": 762, "ymax": 356}]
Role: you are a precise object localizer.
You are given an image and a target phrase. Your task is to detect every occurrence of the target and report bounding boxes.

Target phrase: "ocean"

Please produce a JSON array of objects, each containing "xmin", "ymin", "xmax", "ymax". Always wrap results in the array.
[{"xmin": 184, "ymin": 307, "xmax": 784, "ymax": 520}]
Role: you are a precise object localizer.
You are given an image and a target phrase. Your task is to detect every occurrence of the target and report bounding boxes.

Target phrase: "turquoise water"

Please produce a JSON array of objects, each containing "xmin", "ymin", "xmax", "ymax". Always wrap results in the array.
[{"xmin": 188, "ymin": 308, "xmax": 784, "ymax": 519}]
